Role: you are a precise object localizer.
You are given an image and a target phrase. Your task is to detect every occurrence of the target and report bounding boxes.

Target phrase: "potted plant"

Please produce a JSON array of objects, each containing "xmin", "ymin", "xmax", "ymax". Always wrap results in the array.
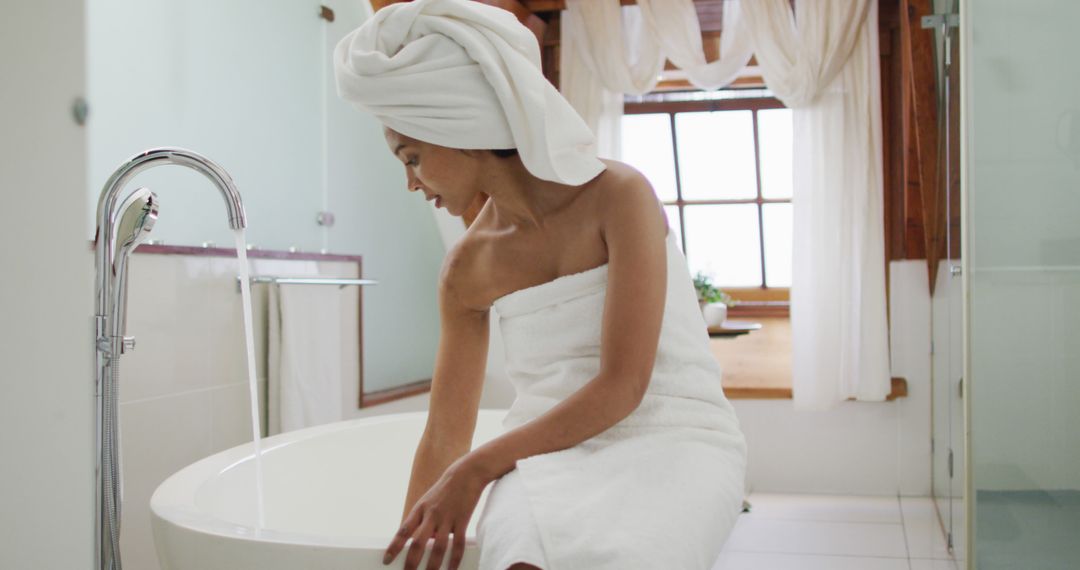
[{"xmin": 692, "ymin": 272, "xmax": 735, "ymax": 327}]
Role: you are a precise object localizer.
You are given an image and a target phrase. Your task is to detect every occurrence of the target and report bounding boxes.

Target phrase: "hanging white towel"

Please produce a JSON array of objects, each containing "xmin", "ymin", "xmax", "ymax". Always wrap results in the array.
[{"xmin": 267, "ymin": 283, "xmax": 357, "ymax": 435}]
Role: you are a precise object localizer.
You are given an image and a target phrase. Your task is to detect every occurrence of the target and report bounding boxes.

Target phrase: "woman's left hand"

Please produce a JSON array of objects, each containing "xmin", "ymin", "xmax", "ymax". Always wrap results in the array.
[{"xmin": 383, "ymin": 455, "xmax": 491, "ymax": 570}]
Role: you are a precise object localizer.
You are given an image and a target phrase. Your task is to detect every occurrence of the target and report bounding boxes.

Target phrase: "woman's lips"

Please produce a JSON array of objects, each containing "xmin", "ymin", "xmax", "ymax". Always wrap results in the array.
[{"xmin": 435, "ymin": 196, "xmax": 442, "ymax": 208}]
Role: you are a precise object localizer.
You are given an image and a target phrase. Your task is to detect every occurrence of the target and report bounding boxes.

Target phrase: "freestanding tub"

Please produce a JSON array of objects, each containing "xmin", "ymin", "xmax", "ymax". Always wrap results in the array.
[{"xmin": 151, "ymin": 409, "xmax": 509, "ymax": 570}]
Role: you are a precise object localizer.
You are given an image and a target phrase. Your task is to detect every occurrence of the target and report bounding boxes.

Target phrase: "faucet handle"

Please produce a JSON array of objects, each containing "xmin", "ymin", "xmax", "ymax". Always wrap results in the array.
[{"xmin": 121, "ymin": 336, "xmax": 136, "ymax": 354}]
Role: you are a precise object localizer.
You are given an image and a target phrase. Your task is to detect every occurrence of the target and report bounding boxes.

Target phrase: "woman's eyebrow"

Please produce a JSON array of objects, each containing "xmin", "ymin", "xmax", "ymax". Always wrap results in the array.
[{"xmin": 393, "ymin": 143, "xmax": 409, "ymax": 157}]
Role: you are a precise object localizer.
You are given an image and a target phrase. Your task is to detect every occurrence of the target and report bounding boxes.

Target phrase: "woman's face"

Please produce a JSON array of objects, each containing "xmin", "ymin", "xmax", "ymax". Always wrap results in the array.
[{"xmin": 383, "ymin": 128, "xmax": 480, "ymax": 216}]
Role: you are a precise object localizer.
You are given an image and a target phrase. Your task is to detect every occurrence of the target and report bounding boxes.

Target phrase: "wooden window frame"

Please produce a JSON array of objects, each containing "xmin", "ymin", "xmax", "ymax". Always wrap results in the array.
[{"xmin": 624, "ymin": 95, "xmax": 791, "ymax": 317}]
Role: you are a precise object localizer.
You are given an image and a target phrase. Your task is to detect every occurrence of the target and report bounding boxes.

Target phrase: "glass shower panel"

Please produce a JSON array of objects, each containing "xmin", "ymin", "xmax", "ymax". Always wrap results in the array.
[
  {"xmin": 966, "ymin": 0, "xmax": 1080, "ymax": 568},
  {"xmin": 945, "ymin": 0, "xmax": 965, "ymax": 558},
  {"xmin": 929, "ymin": 0, "xmax": 963, "ymax": 558}
]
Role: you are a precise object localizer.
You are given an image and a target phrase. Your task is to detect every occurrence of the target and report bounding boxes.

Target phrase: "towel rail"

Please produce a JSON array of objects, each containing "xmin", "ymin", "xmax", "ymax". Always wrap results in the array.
[{"xmin": 235, "ymin": 276, "xmax": 378, "ymax": 291}]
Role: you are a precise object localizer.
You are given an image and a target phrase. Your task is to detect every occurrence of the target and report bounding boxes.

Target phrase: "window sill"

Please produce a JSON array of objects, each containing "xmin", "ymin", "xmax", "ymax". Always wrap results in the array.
[
  {"xmin": 728, "ymin": 301, "xmax": 790, "ymax": 319},
  {"xmin": 724, "ymin": 378, "xmax": 909, "ymax": 401}
]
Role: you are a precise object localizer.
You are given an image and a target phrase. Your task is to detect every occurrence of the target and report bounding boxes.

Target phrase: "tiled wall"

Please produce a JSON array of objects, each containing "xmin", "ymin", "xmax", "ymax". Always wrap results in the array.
[{"xmin": 117, "ymin": 250, "xmax": 363, "ymax": 569}]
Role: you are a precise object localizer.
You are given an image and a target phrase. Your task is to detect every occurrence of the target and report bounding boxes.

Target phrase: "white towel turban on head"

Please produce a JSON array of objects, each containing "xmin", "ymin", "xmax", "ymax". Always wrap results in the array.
[{"xmin": 333, "ymin": 0, "xmax": 606, "ymax": 185}]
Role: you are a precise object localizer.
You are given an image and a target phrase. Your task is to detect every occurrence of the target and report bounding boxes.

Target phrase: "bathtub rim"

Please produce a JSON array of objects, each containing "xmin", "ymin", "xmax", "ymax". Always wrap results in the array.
[{"xmin": 150, "ymin": 408, "xmax": 508, "ymax": 551}]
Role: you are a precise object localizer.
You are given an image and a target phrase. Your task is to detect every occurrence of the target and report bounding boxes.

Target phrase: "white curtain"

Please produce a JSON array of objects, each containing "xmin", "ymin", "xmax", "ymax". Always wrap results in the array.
[
  {"xmin": 560, "ymin": 0, "xmax": 891, "ymax": 409},
  {"xmin": 637, "ymin": 0, "xmax": 754, "ymax": 90},
  {"xmin": 560, "ymin": 2, "xmax": 661, "ymax": 158},
  {"xmin": 560, "ymin": 0, "xmax": 754, "ymax": 158},
  {"xmin": 741, "ymin": 0, "xmax": 891, "ymax": 409}
]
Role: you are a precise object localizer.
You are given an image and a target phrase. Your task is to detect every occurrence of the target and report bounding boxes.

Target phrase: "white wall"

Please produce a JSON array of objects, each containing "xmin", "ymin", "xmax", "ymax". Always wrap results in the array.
[
  {"xmin": 0, "ymin": 1, "xmax": 95, "ymax": 568},
  {"xmin": 728, "ymin": 260, "xmax": 932, "ymax": 497},
  {"xmin": 86, "ymin": 0, "xmax": 323, "ymax": 249},
  {"xmin": 115, "ymin": 252, "xmax": 366, "ymax": 569},
  {"xmin": 894, "ymin": 260, "xmax": 935, "ymax": 497}
]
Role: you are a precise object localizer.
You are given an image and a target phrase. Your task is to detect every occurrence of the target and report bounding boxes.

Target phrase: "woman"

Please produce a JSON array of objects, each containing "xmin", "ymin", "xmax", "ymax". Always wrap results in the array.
[{"xmin": 334, "ymin": 1, "xmax": 747, "ymax": 569}]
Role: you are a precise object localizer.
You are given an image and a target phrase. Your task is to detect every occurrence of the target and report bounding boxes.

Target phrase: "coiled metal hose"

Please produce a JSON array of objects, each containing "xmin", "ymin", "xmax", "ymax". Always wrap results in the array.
[{"xmin": 103, "ymin": 350, "xmax": 122, "ymax": 570}]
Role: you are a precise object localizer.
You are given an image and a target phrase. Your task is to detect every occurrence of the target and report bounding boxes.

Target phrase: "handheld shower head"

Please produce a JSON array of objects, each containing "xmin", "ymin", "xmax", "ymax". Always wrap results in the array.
[
  {"xmin": 108, "ymin": 188, "xmax": 159, "ymax": 343},
  {"xmin": 112, "ymin": 187, "xmax": 159, "ymax": 264}
]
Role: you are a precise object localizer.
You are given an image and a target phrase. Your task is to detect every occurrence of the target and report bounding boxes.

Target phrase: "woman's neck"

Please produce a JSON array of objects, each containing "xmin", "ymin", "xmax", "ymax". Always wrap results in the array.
[{"xmin": 481, "ymin": 155, "xmax": 601, "ymax": 231}]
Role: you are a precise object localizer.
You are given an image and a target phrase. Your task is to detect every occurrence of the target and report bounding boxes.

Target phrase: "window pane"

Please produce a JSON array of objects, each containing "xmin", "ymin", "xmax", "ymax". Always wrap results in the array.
[
  {"xmin": 675, "ymin": 111, "xmax": 757, "ymax": 200},
  {"xmin": 758, "ymin": 108, "xmax": 793, "ymax": 199},
  {"xmin": 664, "ymin": 205, "xmax": 683, "ymax": 251},
  {"xmin": 684, "ymin": 204, "xmax": 761, "ymax": 287},
  {"xmin": 621, "ymin": 113, "xmax": 678, "ymax": 202},
  {"xmin": 763, "ymin": 203, "xmax": 792, "ymax": 287}
]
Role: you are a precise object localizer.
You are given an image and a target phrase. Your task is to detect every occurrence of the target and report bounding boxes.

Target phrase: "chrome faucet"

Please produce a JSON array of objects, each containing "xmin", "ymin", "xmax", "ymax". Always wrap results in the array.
[{"xmin": 93, "ymin": 148, "xmax": 247, "ymax": 570}]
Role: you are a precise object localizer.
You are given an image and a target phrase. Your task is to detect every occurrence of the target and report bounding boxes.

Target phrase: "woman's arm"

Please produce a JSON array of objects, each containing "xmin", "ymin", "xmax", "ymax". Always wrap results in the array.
[
  {"xmin": 466, "ymin": 166, "xmax": 669, "ymax": 483},
  {"xmin": 401, "ymin": 248, "xmax": 491, "ymax": 521}
]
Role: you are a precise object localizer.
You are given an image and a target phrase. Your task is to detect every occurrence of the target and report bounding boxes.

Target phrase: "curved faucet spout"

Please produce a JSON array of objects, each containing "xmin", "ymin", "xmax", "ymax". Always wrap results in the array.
[
  {"xmin": 96, "ymin": 146, "xmax": 246, "ymax": 233},
  {"xmin": 94, "ymin": 147, "xmax": 247, "ymax": 317}
]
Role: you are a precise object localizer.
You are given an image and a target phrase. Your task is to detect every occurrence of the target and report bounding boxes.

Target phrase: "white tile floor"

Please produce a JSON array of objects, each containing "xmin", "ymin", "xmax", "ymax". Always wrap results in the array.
[{"xmin": 712, "ymin": 494, "xmax": 962, "ymax": 570}]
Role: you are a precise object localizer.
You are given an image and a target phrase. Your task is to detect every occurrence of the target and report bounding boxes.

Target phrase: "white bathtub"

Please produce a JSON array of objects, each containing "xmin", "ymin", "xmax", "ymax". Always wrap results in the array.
[{"xmin": 151, "ymin": 409, "xmax": 509, "ymax": 570}]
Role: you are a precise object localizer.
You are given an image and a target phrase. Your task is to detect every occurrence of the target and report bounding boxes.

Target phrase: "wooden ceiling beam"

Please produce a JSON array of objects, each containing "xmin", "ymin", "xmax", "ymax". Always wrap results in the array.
[
  {"xmin": 524, "ymin": 0, "xmax": 633, "ymax": 10},
  {"xmin": 901, "ymin": 0, "xmax": 942, "ymax": 292},
  {"xmin": 523, "ymin": 0, "xmax": 725, "ymax": 32},
  {"xmin": 524, "ymin": 0, "xmax": 719, "ymax": 10},
  {"xmin": 369, "ymin": 0, "xmax": 546, "ymax": 47}
]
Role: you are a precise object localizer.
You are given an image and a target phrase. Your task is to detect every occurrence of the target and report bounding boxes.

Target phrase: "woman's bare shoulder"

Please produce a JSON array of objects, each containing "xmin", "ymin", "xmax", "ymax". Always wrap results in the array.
[
  {"xmin": 437, "ymin": 228, "xmax": 498, "ymax": 312},
  {"xmin": 596, "ymin": 158, "xmax": 651, "ymax": 185},
  {"xmin": 592, "ymin": 159, "xmax": 665, "ymax": 233}
]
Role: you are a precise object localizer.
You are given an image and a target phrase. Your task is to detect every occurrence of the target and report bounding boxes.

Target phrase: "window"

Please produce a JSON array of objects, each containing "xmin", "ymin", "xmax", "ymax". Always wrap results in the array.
[{"xmin": 622, "ymin": 93, "xmax": 793, "ymax": 305}]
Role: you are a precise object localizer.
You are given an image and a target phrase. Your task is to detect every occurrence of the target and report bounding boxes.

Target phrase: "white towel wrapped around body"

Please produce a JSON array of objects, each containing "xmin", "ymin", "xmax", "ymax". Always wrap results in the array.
[
  {"xmin": 478, "ymin": 230, "xmax": 748, "ymax": 570},
  {"xmin": 333, "ymin": 0, "xmax": 605, "ymax": 185}
]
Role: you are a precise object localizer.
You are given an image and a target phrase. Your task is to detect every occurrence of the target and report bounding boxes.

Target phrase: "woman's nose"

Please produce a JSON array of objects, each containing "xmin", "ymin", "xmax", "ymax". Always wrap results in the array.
[{"xmin": 405, "ymin": 171, "xmax": 422, "ymax": 192}]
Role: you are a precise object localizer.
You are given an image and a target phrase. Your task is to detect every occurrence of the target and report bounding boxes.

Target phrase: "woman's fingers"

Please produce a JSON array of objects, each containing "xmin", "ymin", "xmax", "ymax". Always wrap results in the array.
[
  {"xmin": 423, "ymin": 524, "xmax": 451, "ymax": 570},
  {"xmin": 448, "ymin": 525, "xmax": 467, "ymax": 570},
  {"xmin": 403, "ymin": 515, "xmax": 436, "ymax": 570},
  {"xmin": 384, "ymin": 508, "xmax": 422, "ymax": 564}
]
